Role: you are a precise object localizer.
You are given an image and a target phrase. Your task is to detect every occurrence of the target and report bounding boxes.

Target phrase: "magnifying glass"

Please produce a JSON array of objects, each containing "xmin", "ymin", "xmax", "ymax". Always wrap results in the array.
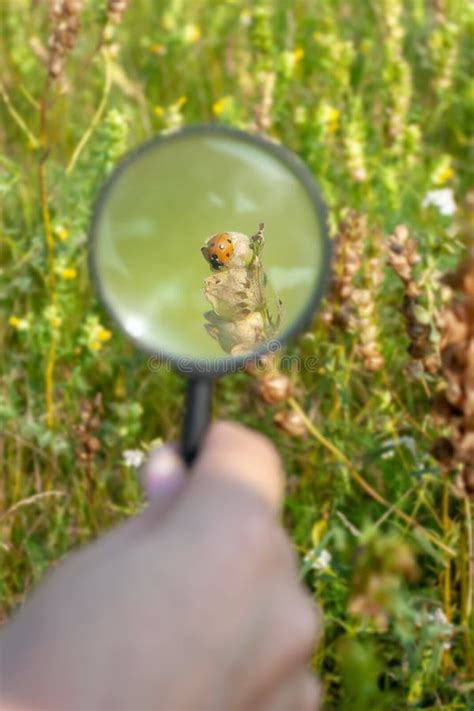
[{"xmin": 89, "ymin": 125, "xmax": 331, "ymax": 465}]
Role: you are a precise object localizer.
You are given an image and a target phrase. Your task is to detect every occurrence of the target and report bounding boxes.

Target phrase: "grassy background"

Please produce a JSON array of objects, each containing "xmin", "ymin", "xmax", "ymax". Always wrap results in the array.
[{"xmin": 1, "ymin": 1, "xmax": 473, "ymax": 708}]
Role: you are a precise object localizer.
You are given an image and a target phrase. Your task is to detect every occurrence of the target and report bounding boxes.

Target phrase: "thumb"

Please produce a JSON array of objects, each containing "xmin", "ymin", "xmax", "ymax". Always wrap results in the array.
[
  {"xmin": 191, "ymin": 421, "xmax": 284, "ymax": 515},
  {"xmin": 141, "ymin": 443, "xmax": 187, "ymax": 514}
]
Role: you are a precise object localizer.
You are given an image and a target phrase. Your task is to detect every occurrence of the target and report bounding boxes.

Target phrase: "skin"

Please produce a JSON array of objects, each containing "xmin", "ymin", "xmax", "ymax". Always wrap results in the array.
[{"xmin": 0, "ymin": 422, "xmax": 320, "ymax": 711}]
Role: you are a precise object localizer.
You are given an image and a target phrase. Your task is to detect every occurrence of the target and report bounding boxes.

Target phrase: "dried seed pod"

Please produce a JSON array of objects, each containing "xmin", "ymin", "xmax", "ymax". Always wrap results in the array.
[
  {"xmin": 253, "ymin": 70, "xmax": 276, "ymax": 133},
  {"xmin": 74, "ymin": 393, "xmax": 103, "ymax": 469},
  {"xmin": 273, "ymin": 409, "xmax": 307, "ymax": 437},
  {"xmin": 107, "ymin": 0, "xmax": 129, "ymax": 24},
  {"xmin": 257, "ymin": 372, "xmax": 291, "ymax": 405},
  {"xmin": 244, "ymin": 353, "xmax": 279, "ymax": 376},
  {"xmin": 87, "ymin": 436, "xmax": 101, "ymax": 454}
]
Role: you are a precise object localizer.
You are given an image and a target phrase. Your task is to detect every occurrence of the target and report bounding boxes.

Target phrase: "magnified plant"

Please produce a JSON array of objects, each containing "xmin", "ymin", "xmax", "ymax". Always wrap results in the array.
[{"xmin": 201, "ymin": 223, "xmax": 282, "ymax": 355}]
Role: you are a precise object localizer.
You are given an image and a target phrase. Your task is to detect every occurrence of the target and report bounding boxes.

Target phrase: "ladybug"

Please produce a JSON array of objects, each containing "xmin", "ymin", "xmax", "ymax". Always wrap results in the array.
[{"xmin": 203, "ymin": 233, "xmax": 234, "ymax": 270}]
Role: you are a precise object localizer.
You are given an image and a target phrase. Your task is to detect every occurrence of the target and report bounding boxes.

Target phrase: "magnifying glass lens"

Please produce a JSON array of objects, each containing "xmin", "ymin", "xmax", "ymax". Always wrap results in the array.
[{"xmin": 90, "ymin": 127, "xmax": 329, "ymax": 367}]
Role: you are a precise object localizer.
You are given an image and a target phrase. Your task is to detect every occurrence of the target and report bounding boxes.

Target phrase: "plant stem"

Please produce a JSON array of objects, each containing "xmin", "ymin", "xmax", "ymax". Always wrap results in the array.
[
  {"xmin": 66, "ymin": 49, "xmax": 111, "ymax": 175},
  {"xmin": 0, "ymin": 82, "xmax": 39, "ymax": 149},
  {"xmin": 441, "ymin": 470, "xmax": 452, "ymax": 673},
  {"xmin": 464, "ymin": 496, "xmax": 473, "ymax": 622},
  {"xmin": 39, "ymin": 79, "xmax": 57, "ymax": 428}
]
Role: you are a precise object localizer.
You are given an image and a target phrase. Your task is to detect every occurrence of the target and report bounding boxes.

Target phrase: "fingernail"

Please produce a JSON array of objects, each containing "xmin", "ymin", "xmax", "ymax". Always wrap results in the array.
[{"xmin": 141, "ymin": 444, "xmax": 186, "ymax": 500}]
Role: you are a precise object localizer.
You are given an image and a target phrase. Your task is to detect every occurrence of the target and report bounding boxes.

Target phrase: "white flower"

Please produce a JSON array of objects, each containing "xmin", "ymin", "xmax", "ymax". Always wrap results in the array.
[
  {"xmin": 304, "ymin": 548, "xmax": 332, "ymax": 571},
  {"xmin": 240, "ymin": 9, "xmax": 252, "ymax": 26},
  {"xmin": 422, "ymin": 188, "xmax": 456, "ymax": 216},
  {"xmin": 122, "ymin": 449, "xmax": 145, "ymax": 468},
  {"xmin": 426, "ymin": 607, "xmax": 453, "ymax": 649},
  {"xmin": 428, "ymin": 607, "xmax": 449, "ymax": 625}
]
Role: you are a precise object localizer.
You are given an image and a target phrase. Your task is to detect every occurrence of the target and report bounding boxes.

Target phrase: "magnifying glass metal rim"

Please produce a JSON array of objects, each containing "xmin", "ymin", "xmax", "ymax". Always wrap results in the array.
[{"xmin": 89, "ymin": 123, "xmax": 332, "ymax": 378}]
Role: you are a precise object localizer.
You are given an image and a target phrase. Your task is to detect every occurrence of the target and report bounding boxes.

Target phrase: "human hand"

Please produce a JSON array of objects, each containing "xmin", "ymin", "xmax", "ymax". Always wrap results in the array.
[{"xmin": 0, "ymin": 422, "xmax": 320, "ymax": 711}]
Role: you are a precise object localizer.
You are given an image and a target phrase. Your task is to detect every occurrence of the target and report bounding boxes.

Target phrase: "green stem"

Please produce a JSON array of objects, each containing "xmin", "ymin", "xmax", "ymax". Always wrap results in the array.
[
  {"xmin": 65, "ymin": 49, "xmax": 111, "ymax": 175},
  {"xmin": 0, "ymin": 82, "xmax": 39, "ymax": 149}
]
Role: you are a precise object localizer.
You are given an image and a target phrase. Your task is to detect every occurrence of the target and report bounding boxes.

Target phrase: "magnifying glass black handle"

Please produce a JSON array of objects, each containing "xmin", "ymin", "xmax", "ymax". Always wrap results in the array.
[{"xmin": 182, "ymin": 378, "xmax": 213, "ymax": 466}]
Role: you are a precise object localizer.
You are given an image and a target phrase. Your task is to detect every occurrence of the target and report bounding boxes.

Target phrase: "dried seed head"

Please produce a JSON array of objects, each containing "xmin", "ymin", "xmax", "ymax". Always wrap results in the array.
[
  {"xmin": 257, "ymin": 372, "xmax": 291, "ymax": 405},
  {"xmin": 322, "ymin": 211, "xmax": 366, "ymax": 329},
  {"xmin": 363, "ymin": 354, "xmax": 385, "ymax": 372},
  {"xmin": 86, "ymin": 436, "xmax": 101, "ymax": 454},
  {"xmin": 325, "ymin": 218, "xmax": 386, "ymax": 372},
  {"xmin": 433, "ymin": 252, "xmax": 474, "ymax": 496},
  {"xmin": 107, "ymin": 0, "xmax": 130, "ymax": 24},
  {"xmin": 75, "ymin": 393, "xmax": 103, "ymax": 466},
  {"xmin": 47, "ymin": 0, "xmax": 84, "ymax": 79},
  {"xmin": 387, "ymin": 225, "xmax": 439, "ymax": 373},
  {"xmin": 244, "ymin": 353, "xmax": 279, "ymax": 376},
  {"xmin": 350, "ymin": 242, "xmax": 385, "ymax": 373},
  {"xmin": 273, "ymin": 409, "xmax": 307, "ymax": 437}
]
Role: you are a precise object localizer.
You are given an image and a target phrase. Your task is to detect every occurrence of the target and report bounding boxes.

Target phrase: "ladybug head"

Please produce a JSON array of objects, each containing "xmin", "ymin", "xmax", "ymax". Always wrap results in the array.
[
  {"xmin": 209, "ymin": 253, "xmax": 224, "ymax": 270},
  {"xmin": 201, "ymin": 245, "xmax": 223, "ymax": 270}
]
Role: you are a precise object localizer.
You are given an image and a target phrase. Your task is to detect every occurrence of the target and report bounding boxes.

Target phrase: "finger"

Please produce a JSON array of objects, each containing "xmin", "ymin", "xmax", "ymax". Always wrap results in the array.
[
  {"xmin": 142, "ymin": 443, "xmax": 186, "ymax": 503},
  {"xmin": 256, "ymin": 669, "xmax": 321, "ymax": 711},
  {"xmin": 192, "ymin": 421, "xmax": 284, "ymax": 514}
]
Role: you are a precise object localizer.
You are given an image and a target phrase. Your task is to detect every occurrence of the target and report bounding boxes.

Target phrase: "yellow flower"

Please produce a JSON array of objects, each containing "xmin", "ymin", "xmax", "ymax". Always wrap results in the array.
[
  {"xmin": 60, "ymin": 267, "xmax": 77, "ymax": 280},
  {"xmin": 44, "ymin": 305, "xmax": 61, "ymax": 329},
  {"xmin": 182, "ymin": 23, "xmax": 201, "ymax": 44},
  {"xmin": 54, "ymin": 225, "xmax": 70, "ymax": 242},
  {"xmin": 150, "ymin": 43, "xmax": 166, "ymax": 56},
  {"xmin": 293, "ymin": 47, "xmax": 304, "ymax": 63},
  {"xmin": 97, "ymin": 327, "xmax": 112, "ymax": 342},
  {"xmin": 9, "ymin": 315, "xmax": 29, "ymax": 331},
  {"xmin": 212, "ymin": 96, "xmax": 235, "ymax": 118},
  {"xmin": 212, "ymin": 97, "xmax": 226, "ymax": 116},
  {"xmin": 327, "ymin": 106, "xmax": 340, "ymax": 133},
  {"xmin": 433, "ymin": 162, "xmax": 454, "ymax": 185},
  {"xmin": 154, "ymin": 106, "xmax": 165, "ymax": 118},
  {"xmin": 175, "ymin": 96, "xmax": 187, "ymax": 109},
  {"xmin": 84, "ymin": 316, "xmax": 111, "ymax": 352},
  {"xmin": 89, "ymin": 329, "xmax": 110, "ymax": 351}
]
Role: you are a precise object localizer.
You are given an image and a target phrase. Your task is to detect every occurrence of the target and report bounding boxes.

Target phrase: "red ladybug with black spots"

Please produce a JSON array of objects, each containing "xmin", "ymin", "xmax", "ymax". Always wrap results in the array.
[{"xmin": 201, "ymin": 233, "xmax": 234, "ymax": 270}]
